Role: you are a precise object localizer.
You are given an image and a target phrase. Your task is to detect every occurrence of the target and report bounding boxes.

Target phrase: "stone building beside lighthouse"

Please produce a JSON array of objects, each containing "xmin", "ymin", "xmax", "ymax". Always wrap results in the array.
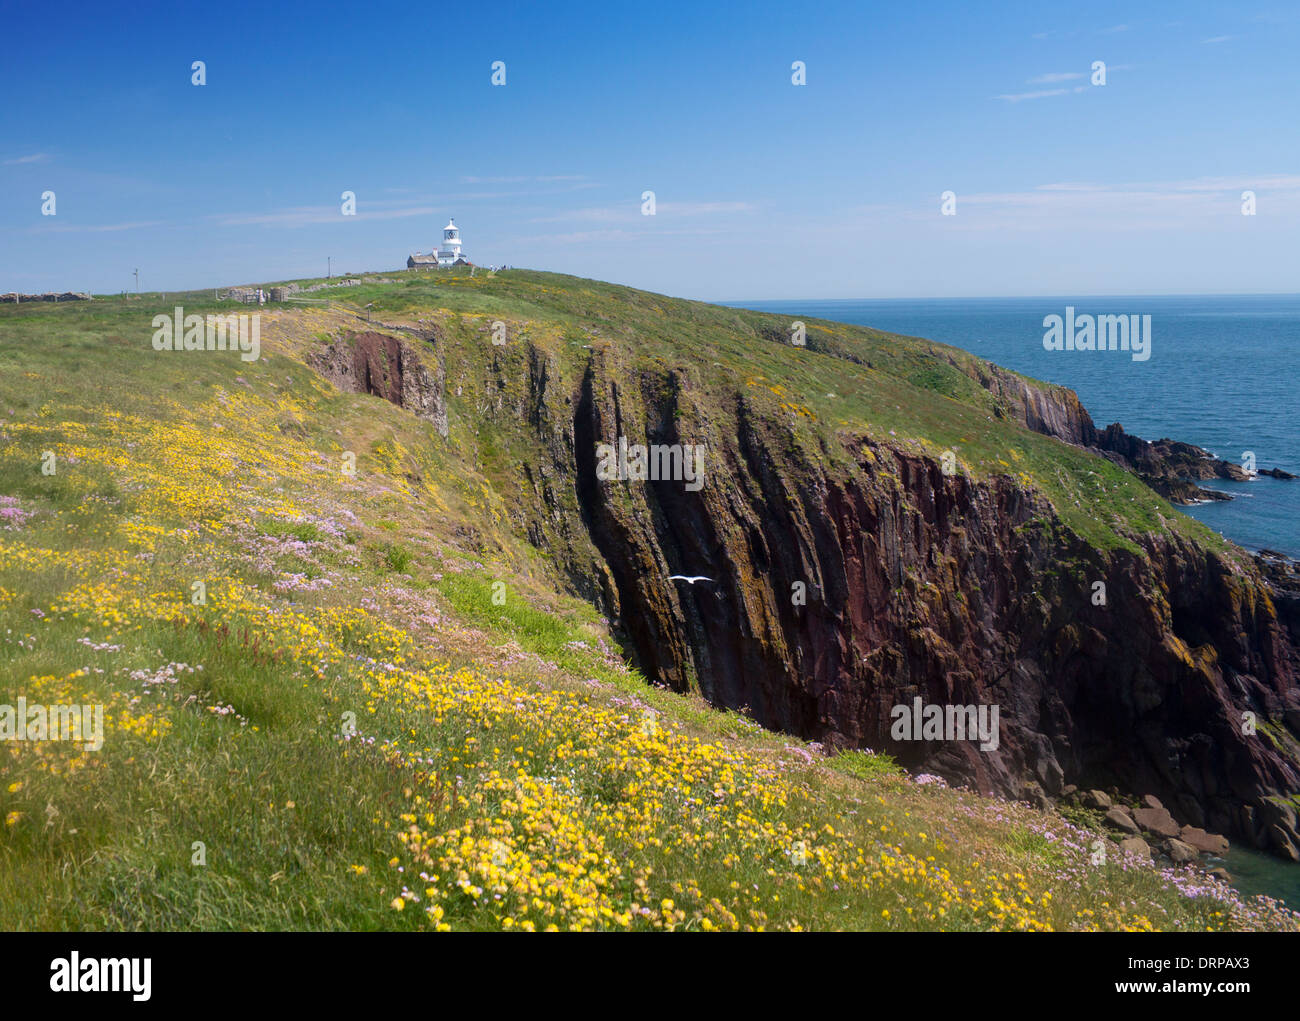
[{"xmin": 407, "ymin": 218, "xmax": 470, "ymax": 269}]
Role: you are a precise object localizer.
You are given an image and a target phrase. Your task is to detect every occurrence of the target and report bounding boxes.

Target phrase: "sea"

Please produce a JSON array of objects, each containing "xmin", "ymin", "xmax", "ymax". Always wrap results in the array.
[
  {"xmin": 730, "ymin": 295, "xmax": 1299, "ymax": 559},
  {"xmin": 729, "ymin": 294, "xmax": 1300, "ymax": 908}
]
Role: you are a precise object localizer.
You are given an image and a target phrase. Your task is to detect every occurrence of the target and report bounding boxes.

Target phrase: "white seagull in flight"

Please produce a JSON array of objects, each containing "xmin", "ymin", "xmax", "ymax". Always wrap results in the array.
[{"xmin": 669, "ymin": 575, "xmax": 714, "ymax": 585}]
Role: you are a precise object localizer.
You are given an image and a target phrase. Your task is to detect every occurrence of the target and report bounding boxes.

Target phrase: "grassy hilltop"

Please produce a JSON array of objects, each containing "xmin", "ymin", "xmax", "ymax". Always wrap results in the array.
[{"xmin": 0, "ymin": 268, "xmax": 1294, "ymax": 931}]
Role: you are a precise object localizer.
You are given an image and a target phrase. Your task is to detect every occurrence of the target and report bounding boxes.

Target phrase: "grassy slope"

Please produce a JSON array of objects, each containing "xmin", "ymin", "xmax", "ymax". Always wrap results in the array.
[
  {"xmin": 319, "ymin": 268, "xmax": 1233, "ymax": 554},
  {"xmin": 0, "ymin": 273, "xmax": 1289, "ymax": 931}
]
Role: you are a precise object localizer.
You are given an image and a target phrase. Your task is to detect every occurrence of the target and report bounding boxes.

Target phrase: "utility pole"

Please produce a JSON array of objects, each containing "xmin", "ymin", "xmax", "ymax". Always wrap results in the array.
[
  {"xmin": 327, "ymin": 256, "xmax": 331, "ymax": 280},
  {"xmin": 133, "ymin": 268, "xmax": 139, "ymax": 293}
]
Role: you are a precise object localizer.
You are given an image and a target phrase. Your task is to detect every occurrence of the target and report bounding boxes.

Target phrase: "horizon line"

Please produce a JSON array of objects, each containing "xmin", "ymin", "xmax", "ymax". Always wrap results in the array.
[
  {"xmin": 718, "ymin": 291, "xmax": 1300, "ymax": 304},
  {"xmin": 9, "ymin": 265, "xmax": 1300, "ymax": 307}
]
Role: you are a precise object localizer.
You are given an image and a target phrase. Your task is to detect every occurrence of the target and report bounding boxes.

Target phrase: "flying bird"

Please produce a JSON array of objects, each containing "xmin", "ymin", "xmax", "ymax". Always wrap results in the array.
[{"xmin": 669, "ymin": 575, "xmax": 713, "ymax": 585}]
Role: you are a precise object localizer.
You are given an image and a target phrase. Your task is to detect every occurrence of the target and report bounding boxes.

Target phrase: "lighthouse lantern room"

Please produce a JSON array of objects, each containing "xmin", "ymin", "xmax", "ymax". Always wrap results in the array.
[{"xmin": 436, "ymin": 219, "xmax": 463, "ymax": 266}]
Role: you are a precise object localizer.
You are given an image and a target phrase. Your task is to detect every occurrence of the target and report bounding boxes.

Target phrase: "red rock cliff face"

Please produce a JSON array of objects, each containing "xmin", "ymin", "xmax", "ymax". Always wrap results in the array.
[
  {"xmin": 425, "ymin": 325, "xmax": 1299, "ymax": 858},
  {"xmin": 556, "ymin": 352, "xmax": 1300, "ymax": 858},
  {"xmin": 312, "ymin": 330, "xmax": 448, "ymax": 436}
]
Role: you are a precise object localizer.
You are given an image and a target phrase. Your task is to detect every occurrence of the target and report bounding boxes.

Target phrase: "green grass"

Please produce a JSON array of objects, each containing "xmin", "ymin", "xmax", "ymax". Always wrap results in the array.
[
  {"xmin": 261, "ymin": 518, "xmax": 325, "ymax": 544},
  {"xmin": 383, "ymin": 543, "xmax": 414, "ymax": 573},
  {"xmin": 1001, "ymin": 826, "xmax": 1069, "ymax": 868},
  {"xmin": 298, "ymin": 266, "xmax": 1231, "ymax": 554},
  {"xmin": 827, "ymin": 749, "xmax": 905, "ymax": 782}
]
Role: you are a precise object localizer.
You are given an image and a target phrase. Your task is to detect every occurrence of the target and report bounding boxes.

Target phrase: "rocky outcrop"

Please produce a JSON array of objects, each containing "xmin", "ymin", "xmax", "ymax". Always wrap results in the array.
[
  {"xmin": 1180, "ymin": 826, "xmax": 1230, "ymax": 855},
  {"xmin": 969, "ymin": 364, "xmax": 1256, "ymax": 503},
  {"xmin": 1106, "ymin": 807, "xmax": 1140, "ymax": 834},
  {"xmin": 551, "ymin": 349, "xmax": 1300, "ymax": 859},
  {"xmin": 1257, "ymin": 554, "xmax": 1300, "ymax": 670},
  {"xmin": 1133, "ymin": 804, "xmax": 1182, "ymax": 839},
  {"xmin": 311, "ymin": 330, "xmax": 448, "ymax": 436},
  {"xmin": 1119, "ymin": 835, "xmax": 1153, "ymax": 862},
  {"xmin": 1091, "ymin": 791, "xmax": 1233, "ymax": 866}
]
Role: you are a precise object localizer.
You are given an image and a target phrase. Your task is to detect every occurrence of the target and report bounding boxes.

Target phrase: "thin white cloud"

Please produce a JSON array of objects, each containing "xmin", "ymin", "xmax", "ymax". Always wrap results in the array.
[
  {"xmin": 996, "ymin": 88, "xmax": 1069, "ymax": 102},
  {"xmin": 920, "ymin": 174, "xmax": 1300, "ymax": 231},
  {"xmin": 3, "ymin": 153, "xmax": 50, "ymax": 165},
  {"xmin": 500, "ymin": 226, "xmax": 730, "ymax": 246},
  {"xmin": 659, "ymin": 201, "xmax": 755, "ymax": 215},
  {"xmin": 1035, "ymin": 182, "xmax": 1108, "ymax": 192},
  {"xmin": 530, "ymin": 206, "xmax": 626, "ymax": 224},
  {"xmin": 834, "ymin": 174, "xmax": 1300, "ymax": 241},
  {"xmin": 460, "ymin": 174, "xmax": 589, "ymax": 184},
  {"xmin": 1166, "ymin": 174, "xmax": 1300, "ymax": 191},
  {"xmin": 35, "ymin": 220, "xmax": 166, "ymax": 233},
  {"xmin": 999, "ymin": 67, "xmax": 1127, "ymax": 102},
  {"xmin": 1202, "ymin": 35, "xmax": 1234, "ymax": 44},
  {"xmin": 530, "ymin": 200, "xmax": 755, "ymax": 224},
  {"xmin": 214, "ymin": 205, "xmax": 435, "ymax": 227}
]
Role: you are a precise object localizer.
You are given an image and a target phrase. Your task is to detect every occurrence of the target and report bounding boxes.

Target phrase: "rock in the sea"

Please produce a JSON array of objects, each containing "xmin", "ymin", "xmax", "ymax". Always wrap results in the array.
[
  {"xmin": 1105, "ymin": 807, "xmax": 1140, "ymax": 834},
  {"xmin": 1119, "ymin": 836, "xmax": 1153, "ymax": 863},
  {"xmin": 1208, "ymin": 868, "xmax": 1233, "ymax": 882},
  {"xmin": 1133, "ymin": 805, "xmax": 1182, "ymax": 839},
  {"xmin": 1165, "ymin": 838, "xmax": 1199, "ymax": 865},
  {"xmin": 1179, "ymin": 826, "xmax": 1230, "ymax": 856}
]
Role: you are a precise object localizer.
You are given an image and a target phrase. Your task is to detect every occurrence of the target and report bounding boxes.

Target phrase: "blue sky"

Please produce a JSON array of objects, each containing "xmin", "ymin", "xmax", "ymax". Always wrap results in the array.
[{"xmin": 2, "ymin": 0, "xmax": 1297, "ymax": 299}]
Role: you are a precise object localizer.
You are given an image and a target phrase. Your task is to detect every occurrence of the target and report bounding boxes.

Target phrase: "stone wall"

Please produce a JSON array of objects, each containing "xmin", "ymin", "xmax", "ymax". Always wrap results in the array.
[{"xmin": 0, "ymin": 292, "xmax": 92, "ymax": 303}]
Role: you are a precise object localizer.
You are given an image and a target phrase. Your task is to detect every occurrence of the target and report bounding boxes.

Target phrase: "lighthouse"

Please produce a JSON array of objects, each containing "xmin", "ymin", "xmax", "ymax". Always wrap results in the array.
[
  {"xmin": 406, "ymin": 217, "xmax": 470, "ymax": 270},
  {"xmin": 436, "ymin": 219, "xmax": 463, "ymax": 267}
]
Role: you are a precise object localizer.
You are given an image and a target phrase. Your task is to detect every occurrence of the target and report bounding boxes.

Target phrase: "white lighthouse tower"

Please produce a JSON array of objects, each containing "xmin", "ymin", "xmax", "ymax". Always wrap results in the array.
[{"xmin": 435, "ymin": 218, "xmax": 464, "ymax": 266}]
